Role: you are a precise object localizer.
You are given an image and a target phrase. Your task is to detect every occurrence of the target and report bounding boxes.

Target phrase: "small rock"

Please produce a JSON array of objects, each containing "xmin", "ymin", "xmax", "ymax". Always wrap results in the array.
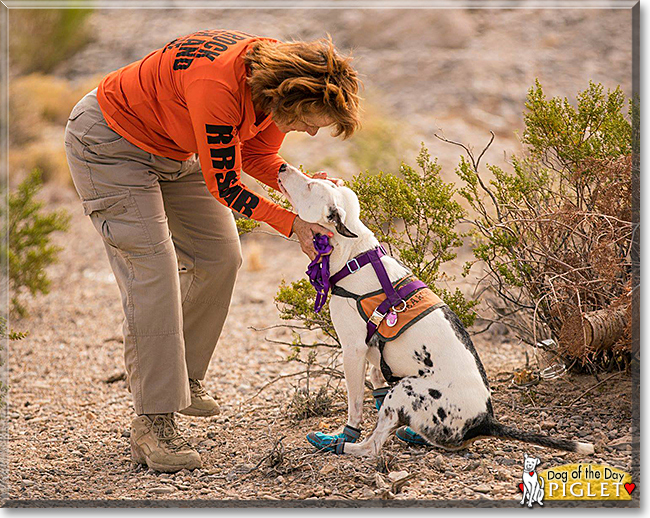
[
  {"xmin": 20, "ymin": 480, "xmax": 35, "ymax": 488},
  {"xmin": 374, "ymin": 473, "xmax": 387, "ymax": 489},
  {"xmin": 121, "ymin": 430, "xmax": 130, "ymax": 438},
  {"xmin": 541, "ymin": 420, "xmax": 556, "ymax": 430},
  {"xmin": 319, "ymin": 463, "xmax": 337, "ymax": 476},
  {"xmin": 609, "ymin": 435, "xmax": 632, "ymax": 451},
  {"xmin": 148, "ymin": 486, "xmax": 175, "ymax": 495},
  {"xmin": 388, "ymin": 470, "xmax": 410, "ymax": 482},
  {"xmin": 85, "ymin": 411, "xmax": 96, "ymax": 421},
  {"xmin": 361, "ymin": 488, "xmax": 375, "ymax": 499},
  {"xmin": 474, "ymin": 484, "xmax": 491, "ymax": 493}
]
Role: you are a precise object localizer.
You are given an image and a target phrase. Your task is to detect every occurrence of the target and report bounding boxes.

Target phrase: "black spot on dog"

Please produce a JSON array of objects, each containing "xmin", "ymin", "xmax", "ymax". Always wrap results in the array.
[
  {"xmin": 437, "ymin": 407, "xmax": 447, "ymax": 421},
  {"xmin": 418, "ymin": 370, "xmax": 425, "ymax": 376},
  {"xmin": 397, "ymin": 407, "xmax": 411, "ymax": 426},
  {"xmin": 441, "ymin": 306, "xmax": 490, "ymax": 389},
  {"xmin": 428, "ymin": 389, "xmax": 442, "ymax": 399},
  {"xmin": 414, "ymin": 345, "xmax": 434, "ymax": 369},
  {"xmin": 442, "ymin": 426, "xmax": 451, "ymax": 436}
]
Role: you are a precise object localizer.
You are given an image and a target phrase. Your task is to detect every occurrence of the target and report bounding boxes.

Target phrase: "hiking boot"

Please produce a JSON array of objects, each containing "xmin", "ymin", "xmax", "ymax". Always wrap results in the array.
[
  {"xmin": 130, "ymin": 413, "xmax": 202, "ymax": 472},
  {"xmin": 179, "ymin": 379, "xmax": 220, "ymax": 417}
]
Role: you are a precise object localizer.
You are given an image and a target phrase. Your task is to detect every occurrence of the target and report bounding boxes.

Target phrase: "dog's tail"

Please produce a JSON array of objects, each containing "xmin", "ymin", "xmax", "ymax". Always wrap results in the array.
[{"xmin": 483, "ymin": 417, "xmax": 594, "ymax": 455}]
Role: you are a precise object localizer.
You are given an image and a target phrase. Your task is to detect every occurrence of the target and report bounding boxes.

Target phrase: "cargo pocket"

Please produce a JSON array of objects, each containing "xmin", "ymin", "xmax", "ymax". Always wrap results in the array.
[
  {"xmin": 68, "ymin": 103, "xmax": 85, "ymax": 121},
  {"xmin": 82, "ymin": 192, "xmax": 154, "ymax": 257}
]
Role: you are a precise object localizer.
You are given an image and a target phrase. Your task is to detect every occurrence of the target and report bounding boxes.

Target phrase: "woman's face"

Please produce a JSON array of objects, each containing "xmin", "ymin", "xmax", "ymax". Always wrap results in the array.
[{"xmin": 272, "ymin": 112, "xmax": 334, "ymax": 136}]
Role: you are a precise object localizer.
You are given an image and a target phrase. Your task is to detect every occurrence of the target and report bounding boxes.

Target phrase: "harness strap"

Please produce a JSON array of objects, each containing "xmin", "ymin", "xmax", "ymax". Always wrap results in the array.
[
  {"xmin": 331, "ymin": 285, "xmax": 359, "ymax": 299},
  {"xmin": 368, "ymin": 248, "xmax": 403, "ymax": 308},
  {"xmin": 379, "ymin": 340, "xmax": 403, "ymax": 384},
  {"xmin": 329, "ymin": 245, "xmax": 386, "ymax": 285}
]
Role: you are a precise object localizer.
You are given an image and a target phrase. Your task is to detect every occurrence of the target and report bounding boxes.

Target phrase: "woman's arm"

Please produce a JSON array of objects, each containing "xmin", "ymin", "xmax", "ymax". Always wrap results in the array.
[
  {"xmin": 241, "ymin": 122, "xmax": 286, "ymax": 191},
  {"xmin": 186, "ymin": 79, "xmax": 297, "ymax": 237}
]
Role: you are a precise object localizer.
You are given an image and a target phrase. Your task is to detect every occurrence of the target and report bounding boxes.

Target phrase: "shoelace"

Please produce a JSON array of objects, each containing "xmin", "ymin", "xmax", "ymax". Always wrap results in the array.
[
  {"xmin": 189, "ymin": 378, "xmax": 208, "ymax": 398},
  {"xmin": 150, "ymin": 414, "xmax": 191, "ymax": 452}
]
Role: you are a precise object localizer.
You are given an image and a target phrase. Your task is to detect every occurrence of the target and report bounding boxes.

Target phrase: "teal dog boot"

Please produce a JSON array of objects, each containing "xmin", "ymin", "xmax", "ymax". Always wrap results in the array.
[
  {"xmin": 306, "ymin": 424, "xmax": 361, "ymax": 454},
  {"xmin": 395, "ymin": 425, "xmax": 429, "ymax": 446}
]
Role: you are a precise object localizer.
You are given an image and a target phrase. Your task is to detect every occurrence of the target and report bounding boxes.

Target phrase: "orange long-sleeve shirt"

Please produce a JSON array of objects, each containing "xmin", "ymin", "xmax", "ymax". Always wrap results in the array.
[{"xmin": 97, "ymin": 30, "xmax": 297, "ymax": 237}]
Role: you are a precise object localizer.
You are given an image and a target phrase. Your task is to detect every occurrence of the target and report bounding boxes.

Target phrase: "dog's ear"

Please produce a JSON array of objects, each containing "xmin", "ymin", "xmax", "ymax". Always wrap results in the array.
[
  {"xmin": 535, "ymin": 458, "xmax": 540, "ymax": 467},
  {"xmin": 328, "ymin": 206, "xmax": 358, "ymax": 239}
]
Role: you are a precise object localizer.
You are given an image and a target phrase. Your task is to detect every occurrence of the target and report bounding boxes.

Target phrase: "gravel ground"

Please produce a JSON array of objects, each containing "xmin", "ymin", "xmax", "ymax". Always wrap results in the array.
[
  {"xmin": 3, "ymin": 186, "xmax": 634, "ymax": 505},
  {"xmin": 3, "ymin": 6, "xmax": 635, "ymax": 506}
]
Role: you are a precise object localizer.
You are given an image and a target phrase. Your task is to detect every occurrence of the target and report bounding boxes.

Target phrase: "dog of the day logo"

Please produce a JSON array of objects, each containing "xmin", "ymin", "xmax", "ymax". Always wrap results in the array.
[{"xmin": 517, "ymin": 456, "xmax": 635, "ymax": 503}]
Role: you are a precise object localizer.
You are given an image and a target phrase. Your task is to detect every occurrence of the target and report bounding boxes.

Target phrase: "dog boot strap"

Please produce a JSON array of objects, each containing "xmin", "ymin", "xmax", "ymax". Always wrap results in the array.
[
  {"xmin": 342, "ymin": 424, "xmax": 361, "ymax": 442},
  {"xmin": 333, "ymin": 438, "xmax": 346, "ymax": 455},
  {"xmin": 372, "ymin": 387, "xmax": 390, "ymax": 410}
]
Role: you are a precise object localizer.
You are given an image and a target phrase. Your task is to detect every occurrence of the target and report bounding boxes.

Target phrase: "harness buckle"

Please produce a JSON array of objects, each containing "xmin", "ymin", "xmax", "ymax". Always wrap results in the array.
[
  {"xmin": 346, "ymin": 258, "xmax": 360, "ymax": 274},
  {"xmin": 369, "ymin": 309, "xmax": 386, "ymax": 326}
]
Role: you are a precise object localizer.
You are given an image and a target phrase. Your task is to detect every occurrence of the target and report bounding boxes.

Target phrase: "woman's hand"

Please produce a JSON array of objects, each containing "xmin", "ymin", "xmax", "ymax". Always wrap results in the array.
[
  {"xmin": 311, "ymin": 171, "xmax": 344, "ymax": 187},
  {"xmin": 292, "ymin": 216, "xmax": 333, "ymax": 260}
]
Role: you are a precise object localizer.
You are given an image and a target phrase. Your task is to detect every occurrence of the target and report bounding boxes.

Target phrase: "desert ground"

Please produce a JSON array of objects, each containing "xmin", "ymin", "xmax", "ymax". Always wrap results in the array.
[{"xmin": 3, "ymin": 6, "xmax": 636, "ymax": 506}]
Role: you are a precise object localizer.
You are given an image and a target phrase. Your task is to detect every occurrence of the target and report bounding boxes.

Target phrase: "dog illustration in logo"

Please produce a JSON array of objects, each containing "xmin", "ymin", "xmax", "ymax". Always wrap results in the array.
[{"xmin": 520, "ymin": 453, "xmax": 545, "ymax": 507}]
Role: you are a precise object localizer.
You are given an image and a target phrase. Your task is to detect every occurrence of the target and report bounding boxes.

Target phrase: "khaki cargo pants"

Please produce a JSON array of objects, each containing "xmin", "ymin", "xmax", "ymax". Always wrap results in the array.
[{"xmin": 64, "ymin": 89, "xmax": 242, "ymax": 415}]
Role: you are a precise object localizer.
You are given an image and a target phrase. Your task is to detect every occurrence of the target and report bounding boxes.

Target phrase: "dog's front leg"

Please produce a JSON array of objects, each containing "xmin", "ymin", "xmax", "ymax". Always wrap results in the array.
[
  {"xmin": 520, "ymin": 486, "xmax": 527, "ymax": 505},
  {"xmin": 342, "ymin": 346, "xmax": 368, "ymax": 429}
]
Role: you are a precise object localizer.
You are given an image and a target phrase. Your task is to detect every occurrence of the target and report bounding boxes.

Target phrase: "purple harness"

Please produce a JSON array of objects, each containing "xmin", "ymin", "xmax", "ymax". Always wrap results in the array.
[
  {"xmin": 306, "ymin": 236, "xmax": 426, "ymax": 343},
  {"xmin": 306, "ymin": 234, "xmax": 333, "ymax": 313}
]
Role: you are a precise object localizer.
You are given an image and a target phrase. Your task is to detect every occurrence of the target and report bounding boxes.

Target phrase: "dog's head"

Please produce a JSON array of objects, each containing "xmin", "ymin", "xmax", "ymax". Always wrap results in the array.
[
  {"xmin": 277, "ymin": 163, "xmax": 359, "ymax": 239},
  {"xmin": 523, "ymin": 454, "xmax": 541, "ymax": 472}
]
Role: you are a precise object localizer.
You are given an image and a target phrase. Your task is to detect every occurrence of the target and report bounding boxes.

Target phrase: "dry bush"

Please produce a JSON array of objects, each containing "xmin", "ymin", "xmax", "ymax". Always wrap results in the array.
[
  {"xmin": 9, "ymin": 74, "xmax": 102, "ymax": 185},
  {"xmin": 455, "ymin": 81, "xmax": 634, "ymax": 371},
  {"xmin": 10, "ymin": 73, "xmax": 102, "ymax": 138},
  {"xmin": 9, "ymin": 9, "xmax": 93, "ymax": 74},
  {"xmin": 9, "ymin": 141, "xmax": 72, "ymax": 187}
]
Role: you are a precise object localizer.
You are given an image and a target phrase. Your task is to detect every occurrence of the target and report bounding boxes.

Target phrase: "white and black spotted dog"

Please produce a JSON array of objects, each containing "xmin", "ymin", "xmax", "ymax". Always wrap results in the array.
[
  {"xmin": 521, "ymin": 454, "xmax": 545, "ymax": 507},
  {"xmin": 278, "ymin": 164, "xmax": 595, "ymax": 457}
]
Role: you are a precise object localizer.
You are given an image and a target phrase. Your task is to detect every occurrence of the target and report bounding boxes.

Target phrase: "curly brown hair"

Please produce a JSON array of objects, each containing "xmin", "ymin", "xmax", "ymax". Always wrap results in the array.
[{"xmin": 243, "ymin": 36, "xmax": 362, "ymax": 139}]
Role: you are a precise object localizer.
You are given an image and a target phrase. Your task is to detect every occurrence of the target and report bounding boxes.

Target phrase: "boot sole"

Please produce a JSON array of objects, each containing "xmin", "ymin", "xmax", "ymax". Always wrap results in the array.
[
  {"xmin": 178, "ymin": 407, "xmax": 220, "ymax": 417},
  {"xmin": 130, "ymin": 439, "xmax": 202, "ymax": 473}
]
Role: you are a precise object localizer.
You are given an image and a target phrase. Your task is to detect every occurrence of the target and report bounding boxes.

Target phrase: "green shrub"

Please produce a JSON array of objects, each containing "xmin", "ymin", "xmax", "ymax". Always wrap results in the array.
[
  {"xmin": 455, "ymin": 81, "xmax": 633, "ymax": 369},
  {"xmin": 9, "ymin": 9, "xmax": 93, "ymax": 74},
  {"xmin": 1, "ymin": 170, "xmax": 70, "ymax": 316}
]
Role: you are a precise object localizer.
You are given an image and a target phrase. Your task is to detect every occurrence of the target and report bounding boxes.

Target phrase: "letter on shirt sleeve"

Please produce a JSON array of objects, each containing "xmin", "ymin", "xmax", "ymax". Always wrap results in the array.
[{"xmin": 185, "ymin": 79, "xmax": 296, "ymax": 237}]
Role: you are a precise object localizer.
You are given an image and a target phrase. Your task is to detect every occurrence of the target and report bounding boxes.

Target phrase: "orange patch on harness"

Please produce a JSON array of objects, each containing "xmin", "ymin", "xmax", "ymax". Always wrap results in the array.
[{"xmin": 358, "ymin": 275, "xmax": 444, "ymax": 341}]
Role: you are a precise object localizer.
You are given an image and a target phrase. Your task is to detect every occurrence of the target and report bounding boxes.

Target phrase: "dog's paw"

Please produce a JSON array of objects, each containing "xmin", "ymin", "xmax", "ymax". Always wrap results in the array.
[{"xmin": 306, "ymin": 425, "xmax": 361, "ymax": 454}]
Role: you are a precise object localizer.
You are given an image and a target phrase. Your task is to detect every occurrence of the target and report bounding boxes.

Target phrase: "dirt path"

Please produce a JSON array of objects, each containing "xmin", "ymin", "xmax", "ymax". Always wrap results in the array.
[{"xmin": 4, "ymin": 186, "xmax": 633, "ymax": 504}]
